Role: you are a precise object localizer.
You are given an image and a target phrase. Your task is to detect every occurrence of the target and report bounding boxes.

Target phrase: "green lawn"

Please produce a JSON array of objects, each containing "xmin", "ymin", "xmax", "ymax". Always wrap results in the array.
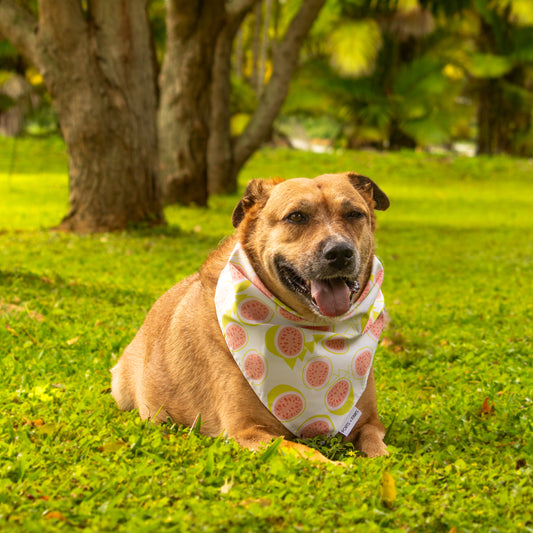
[{"xmin": 1, "ymin": 137, "xmax": 532, "ymax": 531}]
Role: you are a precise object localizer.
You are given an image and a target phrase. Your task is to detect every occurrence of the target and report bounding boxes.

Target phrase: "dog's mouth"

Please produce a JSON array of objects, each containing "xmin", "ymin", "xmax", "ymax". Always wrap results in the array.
[{"xmin": 276, "ymin": 263, "xmax": 360, "ymax": 318}]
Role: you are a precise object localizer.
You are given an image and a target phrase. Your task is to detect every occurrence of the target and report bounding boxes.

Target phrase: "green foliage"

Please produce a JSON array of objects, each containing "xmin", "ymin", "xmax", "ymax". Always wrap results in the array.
[
  {"xmin": 1, "ymin": 138, "xmax": 533, "ymax": 530},
  {"xmin": 466, "ymin": 52, "xmax": 514, "ymax": 77},
  {"xmin": 328, "ymin": 19, "xmax": 382, "ymax": 77},
  {"xmin": 230, "ymin": 75, "xmax": 258, "ymax": 115}
]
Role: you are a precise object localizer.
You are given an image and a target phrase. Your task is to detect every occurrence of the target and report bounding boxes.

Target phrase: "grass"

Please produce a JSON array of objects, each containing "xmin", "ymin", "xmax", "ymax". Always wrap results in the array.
[{"xmin": 1, "ymin": 136, "xmax": 532, "ymax": 531}]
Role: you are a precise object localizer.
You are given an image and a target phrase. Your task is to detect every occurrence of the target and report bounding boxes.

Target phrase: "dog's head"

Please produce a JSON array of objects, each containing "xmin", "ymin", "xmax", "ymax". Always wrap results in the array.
[{"xmin": 232, "ymin": 172, "xmax": 389, "ymax": 321}]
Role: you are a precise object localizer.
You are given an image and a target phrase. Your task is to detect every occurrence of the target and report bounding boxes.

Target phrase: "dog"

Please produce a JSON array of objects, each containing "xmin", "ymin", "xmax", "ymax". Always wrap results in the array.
[{"xmin": 111, "ymin": 172, "xmax": 390, "ymax": 462}]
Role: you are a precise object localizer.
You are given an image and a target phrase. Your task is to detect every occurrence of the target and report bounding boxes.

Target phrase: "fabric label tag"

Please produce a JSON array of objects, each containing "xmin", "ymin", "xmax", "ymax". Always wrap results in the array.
[{"xmin": 339, "ymin": 406, "xmax": 362, "ymax": 436}]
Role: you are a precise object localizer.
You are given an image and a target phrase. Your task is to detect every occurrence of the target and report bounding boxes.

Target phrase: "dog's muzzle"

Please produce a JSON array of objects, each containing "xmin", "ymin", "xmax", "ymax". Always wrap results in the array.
[{"xmin": 275, "ymin": 240, "xmax": 361, "ymax": 318}]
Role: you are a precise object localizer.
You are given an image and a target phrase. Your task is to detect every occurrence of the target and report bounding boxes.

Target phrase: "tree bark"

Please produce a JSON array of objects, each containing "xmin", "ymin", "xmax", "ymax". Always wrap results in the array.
[
  {"xmin": 475, "ymin": 10, "xmax": 532, "ymax": 157},
  {"xmin": 234, "ymin": 25, "xmax": 244, "ymax": 80},
  {"xmin": 476, "ymin": 15, "xmax": 502, "ymax": 156},
  {"xmin": 231, "ymin": 0, "xmax": 326, "ymax": 180},
  {"xmin": 0, "ymin": 0, "xmax": 164, "ymax": 233},
  {"xmin": 251, "ymin": 1, "xmax": 262, "ymax": 94},
  {"xmin": 476, "ymin": 78, "xmax": 500, "ymax": 155},
  {"xmin": 208, "ymin": 0, "xmax": 325, "ymax": 196},
  {"xmin": 257, "ymin": 0, "xmax": 273, "ymax": 97},
  {"xmin": 158, "ymin": 0, "xmax": 225, "ymax": 206},
  {"xmin": 207, "ymin": 0, "xmax": 258, "ymax": 196}
]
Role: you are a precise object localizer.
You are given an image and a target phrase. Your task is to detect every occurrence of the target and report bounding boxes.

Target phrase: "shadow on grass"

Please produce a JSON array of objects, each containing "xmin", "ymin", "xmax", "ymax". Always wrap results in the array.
[{"xmin": 0, "ymin": 268, "xmax": 155, "ymax": 307}]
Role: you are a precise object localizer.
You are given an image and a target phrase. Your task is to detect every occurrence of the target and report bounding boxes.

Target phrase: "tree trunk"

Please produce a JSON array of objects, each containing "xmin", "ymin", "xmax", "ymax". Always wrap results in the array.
[
  {"xmin": 208, "ymin": 0, "xmax": 259, "ymax": 196},
  {"xmin": 0, "ymin": 0, "xmax": 164, "ymax": 233},
  {"xmin": 231, "ymin": 0, "xmax": 327, "ymax": 180},
  {"xmin": 388, "ymin": 119, "xmax": 417, "ymax": 150},
  {"xmin": 234, "ymin": 25, "xmax": 244, "ymax": 80},
  {"xmin": 208, "ymin": 0, "xmax": 326, "ymax": 196},
  {"xmin": 476, "ymin": 16, "xmax": 502, "ymax": 156},
  {"xmin": 501, "ymin": 66, "xmax": 532, "ymax": 156},
  {"xmin": 475, "ymin": 10, "xmax": 532, "ymax": 157},
  {"xmin": 476, "ymin": 78, "xmax": 501, "ymax": 156},
  {"xmin": 158, "ymin": 0, "xmax": 225, "ymax": 206},
  {"xmin": 257, "ymin": 0, "xmax": 273, "ymax": 97},
  {"xmin": 251, "ymin": 2, "xmax": 262, "ymax": 94}
]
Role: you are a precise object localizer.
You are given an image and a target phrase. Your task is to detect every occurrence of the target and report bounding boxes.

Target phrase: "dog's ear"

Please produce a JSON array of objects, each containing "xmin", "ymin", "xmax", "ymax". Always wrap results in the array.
[
  {"xmin": 346, "ymin": 172, "xmax": 390, "ymax": 211},
  {"xmin": 232, "ymin": 178, "xmax": 284, "ymax": 228}
]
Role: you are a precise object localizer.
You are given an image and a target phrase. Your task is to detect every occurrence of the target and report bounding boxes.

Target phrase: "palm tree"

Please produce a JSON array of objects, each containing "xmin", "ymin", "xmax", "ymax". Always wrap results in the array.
[
  {"xmin": 283, "ymin": 3, "xmax": 466, "ymax": 150},
  {"xmin": 422, "ymin": 0, "xmax": 533, "ymax": 156}
]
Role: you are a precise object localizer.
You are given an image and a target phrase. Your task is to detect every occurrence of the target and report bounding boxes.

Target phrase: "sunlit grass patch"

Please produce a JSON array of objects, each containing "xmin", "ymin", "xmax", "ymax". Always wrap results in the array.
[{"xmin": 0, "ymin": 138, "xmax": 532, "ymax": 531}]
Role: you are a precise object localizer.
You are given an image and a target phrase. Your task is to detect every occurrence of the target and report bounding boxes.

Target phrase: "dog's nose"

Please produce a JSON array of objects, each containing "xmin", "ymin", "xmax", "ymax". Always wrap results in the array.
[{"xmin": 323, "ymin": 241, "xmax": 354, "ymax": 270}]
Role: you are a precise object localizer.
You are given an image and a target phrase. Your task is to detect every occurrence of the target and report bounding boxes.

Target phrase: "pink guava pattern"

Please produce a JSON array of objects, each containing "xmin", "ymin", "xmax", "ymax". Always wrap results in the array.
[
  {"xmin": 357, "ymin": 283, "xmax": 371, "ymax": 304},
  {"xmin": 251, "ymin": 274, "xmax": 273, "ymax": 298},
  {"xmin": 275, "ymin": 326, "xmax": 304, "ymax": 357},
  {"xmin": 374, "ymin": 268, "xmax": 384, "ymax": 287},
  {"xmin": 303, "ymin": 358, "xmax": 332, "ymax": 389},
  {"xmin": 272, "ymin": 391, "xmax": 305, "ymax": 421},
  {"xmin": 367, "ymin": 313, "xmax": 385, "ymax": 340},
  {"xmin": 278, "ymin": 306, "xmax": 304, "ymax": 322},
  {"xmin": 215, "ymin": 243, "xmax": 386, "ymax": 438},
  {"xmin": 229, "ymin": 263, "xmax": 247, "ymax": 283},
  {"xmin": 323, "ymin": 336, "xmax": 348, "ymax": 354},
  {"xmin": 326, "ymin": 379, "xmax": 351, "ymax": 410},
  {"xmin": 353, "ymin": 348, "xmax": 373, "ymax": 377},
  {"xmin": 243, "ymin": 351, "xmax": 267, "ymax": 383},
  {"xmin": 298, "ymin": 417, "xmax": 334, "ymax": 439},
  {"xmin": 238, "ymin": 297, "xmax": 273, "ymax": 324},
  {"xmin": 225, "ymin": 322, "xmax": 248, "ymax": 351}
]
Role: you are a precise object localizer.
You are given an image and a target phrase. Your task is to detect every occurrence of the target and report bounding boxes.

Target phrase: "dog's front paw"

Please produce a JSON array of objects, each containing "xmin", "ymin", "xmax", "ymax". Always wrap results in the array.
[
  {"xmin": 360, "ymin": 438, "xmax": 388, "ymax": 458},
  {"xmin": 355, "ymin": 421, "xmax": 388, "ymax": 457},
  {"xmin": 280, "ymin": 440, "xmax": 346, "ymax": 466}
]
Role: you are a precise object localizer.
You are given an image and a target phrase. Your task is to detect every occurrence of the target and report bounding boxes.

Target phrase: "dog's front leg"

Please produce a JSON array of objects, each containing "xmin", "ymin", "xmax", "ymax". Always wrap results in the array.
[
  {"xmin": 348, "ymin": 368, "xmax": 388, "ymax": 457},
  {"xmin": 232, "ymin": 425, "xmax": 343, "ymax": 465},
  {"xmin": 353, "ymin": 420, "xmax": 388, "ymax": 457}
]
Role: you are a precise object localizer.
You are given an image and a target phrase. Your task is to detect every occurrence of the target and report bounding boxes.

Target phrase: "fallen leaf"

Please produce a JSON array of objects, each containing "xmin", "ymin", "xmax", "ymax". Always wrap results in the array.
[
  {"xmin": 479, "ymin": 397, "xmax": 495, "ymax": 416},
  {"xmin": 5, "ymin": 323, "xmax": 18, "ymax": 336},
  {"xmin": 100, "ymin": 441, "xmax": 127, "ymax": 453},
  {"xmin": 22, "ymin": 417, "xmax": 47, "ymax": 427},
  {"xmin": 66, "ymin": 336, "xmax": 79, "ymax": 346},
  {"xmin": 45, "ymin": 511, "xmax": 66, "ymax": 521},
  {"xmin": 380, "ymin": 471, "xmax": 397, "ymax": 506},
  {"xmin": 220, "ymin": 476, "xmax": 234, "ymax": 494},
  {"xmin": 238, "ymin": 498, "xmax": 271, "ymax": 508},
  {"xmin": 0, "ymin": 300, "xmax": 45, "ymax": 322},
  {"xmin": 381, "ymin": 337, "xmax": 394, "ymax": 348},
  {"xmin": 515, "ymin": 458, "xmax": 527, "ymax": 470},
  {"xmin": 38, "ymin": 423, "xmax": 62, "ymax": 435}
]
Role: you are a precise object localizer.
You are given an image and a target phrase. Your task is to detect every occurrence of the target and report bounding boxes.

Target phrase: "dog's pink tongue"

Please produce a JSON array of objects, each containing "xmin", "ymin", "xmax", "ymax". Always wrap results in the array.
[{"xmin": 310, "ymin": 279, "xmax": 350, "ymax": 317}]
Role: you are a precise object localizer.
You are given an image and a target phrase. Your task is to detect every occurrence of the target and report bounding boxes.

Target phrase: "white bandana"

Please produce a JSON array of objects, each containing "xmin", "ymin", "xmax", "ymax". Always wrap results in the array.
[{"xmin": 215, "ymin": 243, "xmax": 385, "ymax": 439}]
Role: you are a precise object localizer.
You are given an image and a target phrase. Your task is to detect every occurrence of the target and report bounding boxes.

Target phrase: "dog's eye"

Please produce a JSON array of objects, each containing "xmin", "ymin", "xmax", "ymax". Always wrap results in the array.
[
  {"xmin": 285, "ymin": 211, "xmax": 308, "ymax": 224},
  {"xmin": 345, "ymin": 210, "xmax": 364, "ymax": 220}
]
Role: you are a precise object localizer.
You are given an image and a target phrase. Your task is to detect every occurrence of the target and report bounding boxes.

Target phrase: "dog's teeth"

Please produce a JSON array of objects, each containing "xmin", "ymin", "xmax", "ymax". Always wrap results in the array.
[{"xmin": 344, "ymin": 279, "xmax": 360, "ymax": 293}]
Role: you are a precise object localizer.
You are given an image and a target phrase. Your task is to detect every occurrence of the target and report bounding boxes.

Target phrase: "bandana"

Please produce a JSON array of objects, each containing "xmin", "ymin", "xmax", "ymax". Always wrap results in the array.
[{"xmin": 215, "ymin": 243, "xmax": 385, "ymax": 439}]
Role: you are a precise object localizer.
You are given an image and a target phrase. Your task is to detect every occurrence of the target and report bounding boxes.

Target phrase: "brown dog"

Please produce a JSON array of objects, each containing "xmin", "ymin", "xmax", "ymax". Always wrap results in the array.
[{"xmin": 111, "ymin": 172, "xmax": 390, "ymax": 461}]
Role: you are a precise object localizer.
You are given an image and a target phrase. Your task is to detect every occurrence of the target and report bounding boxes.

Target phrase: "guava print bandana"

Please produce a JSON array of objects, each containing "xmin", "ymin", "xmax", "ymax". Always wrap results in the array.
[{"xmin": 215, "ymin": 243, "xmax": 385, "ymax": 439}]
